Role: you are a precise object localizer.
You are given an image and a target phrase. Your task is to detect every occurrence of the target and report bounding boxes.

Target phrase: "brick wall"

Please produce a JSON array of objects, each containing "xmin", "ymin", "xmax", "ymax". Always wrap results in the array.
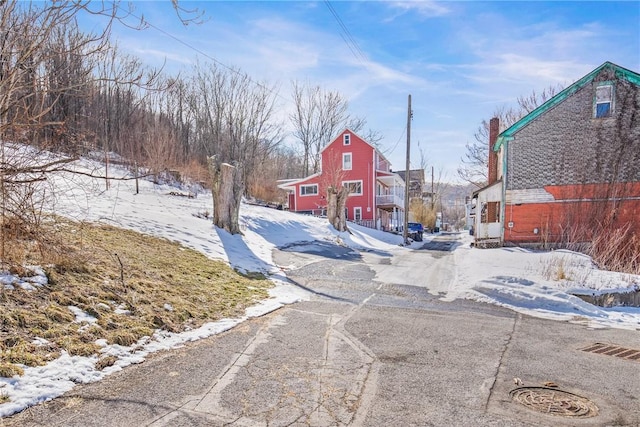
[
  {"xmin": 504, "ymin": 182, "xmax": 640, "ymax": 244},
  {"xmin": 504, "ymin": 197, "xmax": 640, "ymax": 243}
]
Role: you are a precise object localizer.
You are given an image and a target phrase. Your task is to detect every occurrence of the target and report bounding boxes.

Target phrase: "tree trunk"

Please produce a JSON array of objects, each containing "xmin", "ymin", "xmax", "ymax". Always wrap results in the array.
[
  {"xmin": 327, "ymin": 185, "xmax": 349, "ymax": 232},
  {"xmin": 208, "ymin": 156, "xmax": 244, "ymax": 234}
]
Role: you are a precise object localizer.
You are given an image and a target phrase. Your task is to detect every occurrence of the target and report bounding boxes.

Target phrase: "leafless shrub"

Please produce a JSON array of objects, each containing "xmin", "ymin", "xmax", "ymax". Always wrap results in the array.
[
  {"xmin": 555, "ymin": 220, "xmax": 640, "ymax": 276},
  {"xmin": 588, "ymin": 224, "xmax": 640, "ymax": 275},
  {"xmin": 541, "ymin": 256, "xmax": 568, "ymax": 281}
]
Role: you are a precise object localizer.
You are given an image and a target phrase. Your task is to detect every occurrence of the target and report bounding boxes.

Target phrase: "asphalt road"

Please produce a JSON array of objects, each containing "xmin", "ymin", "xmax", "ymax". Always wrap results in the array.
[{"xmin": 5, "ymin": 233, "xmax": 640, "ymax": 426}]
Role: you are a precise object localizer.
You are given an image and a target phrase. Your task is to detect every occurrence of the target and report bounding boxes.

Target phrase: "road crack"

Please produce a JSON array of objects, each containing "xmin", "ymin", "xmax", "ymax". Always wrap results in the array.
[{"xmin": 484, "ymin": 312, "xmax": 521, "ymax": 411}]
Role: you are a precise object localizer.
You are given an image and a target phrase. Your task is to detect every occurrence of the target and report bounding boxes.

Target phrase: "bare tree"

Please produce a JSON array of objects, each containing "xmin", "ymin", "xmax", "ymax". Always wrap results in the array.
[
  {"xmin": 458, "ymin": 85, "xmax": 563, "ymax": 187},
  {"xmin": 345, "ymin": 116, "xmax": 383, "ymax": 146},
  {"xmin": 163, "ymin": 76, "xmax": 193, "ymax": 162},
  {"xmin": 191, "ymin": 63, "xmax": 281, "ymax": 234},
  {"xmin": 290, "ymin": 81, "xmax": 379, "ymax": 176},
  {"xmin": 457, "ymin": 106, "xmax": 517, "ymax": 187},
  {"xmin": 0, "ymin": 1, "xmax": 118, "ymax": 262},
  {"xmin": 409, "ymin": 198, "xmax": 436, "ymax": 230},
  {"xmin": 0, "ymin": 0, "xmax": 200, "ymax": 263},
  {"xmin": 322, "ymin": 152, "xmax": 350, "ymax": 232},
  {"xmin": 517, "ymin": 84, "xmax": 564, "ymax": 115}
]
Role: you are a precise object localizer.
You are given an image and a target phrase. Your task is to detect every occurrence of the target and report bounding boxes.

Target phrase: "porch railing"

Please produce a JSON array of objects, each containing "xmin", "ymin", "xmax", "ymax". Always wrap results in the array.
[
  {"xmin": 376, "ymin": 194, "xmax": 404, "ymax": 208},
  {"xmin": 351, "ymin": 219, "xmax": 376, "ymax": 229}
]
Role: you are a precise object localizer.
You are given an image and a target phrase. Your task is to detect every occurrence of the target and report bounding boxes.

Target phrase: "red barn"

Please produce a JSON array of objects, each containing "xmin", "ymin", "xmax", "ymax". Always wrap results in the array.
[{"xmin": 279, "ymin": 129, "xmax": 405, "ymax": 231}]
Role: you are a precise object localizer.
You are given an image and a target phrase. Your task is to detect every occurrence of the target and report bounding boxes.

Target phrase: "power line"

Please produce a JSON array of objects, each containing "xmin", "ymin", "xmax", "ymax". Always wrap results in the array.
[
  {"xmin": 117, "ymin": 6, "xmax": 292, "ymax": 104},
  {"xmin": 323, "ymin": 0, "xmax": 368, "ymax": 67},
  {"xmin": 382, "ymin": 126, "xmax": 406, "ymax": 157},
  {"xmin": 118, "ymin": 4, "xmax": 410, "ymax": 161}
]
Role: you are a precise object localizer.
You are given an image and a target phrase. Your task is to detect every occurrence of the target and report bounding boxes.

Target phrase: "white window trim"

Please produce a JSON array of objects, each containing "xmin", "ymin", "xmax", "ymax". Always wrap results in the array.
[
  {"xmin": 354, "ymin": 207, "xmax": 362, "ymax": 221},
  {"xmin": 342, "ymin": 179, "xmax": 363, "ymax": 196},
  {"xmin": 343, "ymin": 133, "xmax": 351, "ymax": 145},
  {"xmin": 299, "ymin": 184, "xmax": 318, "ymax": 196},
  {"xmin": 594, "ymin": 82, "xmax": 614, "ymax": 118},
  {"xmin": 342, "ymin": 152, "xmax": 352, "ymax": 170}
]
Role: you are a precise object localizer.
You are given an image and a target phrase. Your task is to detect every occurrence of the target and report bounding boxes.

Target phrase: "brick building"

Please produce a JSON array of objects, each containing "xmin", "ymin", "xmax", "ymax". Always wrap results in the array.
[{"xmin": 473, "ymin": 61, "xmax": 640, "ymax": 246}]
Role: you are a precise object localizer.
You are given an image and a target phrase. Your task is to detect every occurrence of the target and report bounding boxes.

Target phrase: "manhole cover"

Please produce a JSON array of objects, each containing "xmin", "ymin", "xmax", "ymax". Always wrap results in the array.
[{"xmin": 510, "ymin": 387, "xmax": 598, "ymax": 418}]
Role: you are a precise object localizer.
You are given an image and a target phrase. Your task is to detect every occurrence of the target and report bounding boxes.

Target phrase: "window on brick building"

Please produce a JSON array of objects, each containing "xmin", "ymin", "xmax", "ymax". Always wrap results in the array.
[{"xmin": 594, "ymin": 84, "xmax": 613, "ymax": 118}]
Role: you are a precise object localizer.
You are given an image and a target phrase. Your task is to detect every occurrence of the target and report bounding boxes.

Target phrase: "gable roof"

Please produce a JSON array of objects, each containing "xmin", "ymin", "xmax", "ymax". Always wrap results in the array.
[
  {"xmin": 320, "ymin": 128, "xmax": 390, "ymax": 164},
  {"xmin": 396, "ymin": 169, "xmax": 425, "ymax": 183},
  {"xmin": 494, "ymin": 61, "xmax": 640, "ymax": 151},
  {"xmin": 276, "ymin": 172, "xmax": 321, "ymax": 191}
]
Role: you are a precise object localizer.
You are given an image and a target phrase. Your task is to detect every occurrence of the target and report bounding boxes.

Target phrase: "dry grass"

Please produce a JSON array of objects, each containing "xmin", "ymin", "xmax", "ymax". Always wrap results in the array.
[
  {"xmin": 0, "ymin": 363, "xmax": 24, "ymax": 378},
  {"xmin": 95, "ymin": 355, "xmax": 118, "ymax": 371},
  {"xmin": 541, "ymin": 256, "xmax": 569, "ymax": 281},
  {"xmin": 557, "ymin": 221, "xmax": 640, "ymax": 276},
  {"xmin": 0, "ymin": 216, "xmax": 272, "ymax": 378},
  {"xmin": 588, "ymin": 226, "xmax": 640, "ymax": 275}
]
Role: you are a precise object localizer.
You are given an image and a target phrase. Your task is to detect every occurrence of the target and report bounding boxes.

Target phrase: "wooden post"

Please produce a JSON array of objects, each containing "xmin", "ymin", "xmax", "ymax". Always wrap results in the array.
[{"xmin": 135, "ymin": 162, "xmax": 139, "ymax": 195}]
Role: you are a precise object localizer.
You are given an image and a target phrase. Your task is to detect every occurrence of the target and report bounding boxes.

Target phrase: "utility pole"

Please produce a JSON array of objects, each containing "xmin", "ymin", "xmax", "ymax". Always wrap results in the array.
[
  {"xmin": 403, "ymin": 94, "xmax": 411, "ymax": 244},
  {"xmin": 431, "ymin": 166, "xmax": 434, "ymax": 210}
]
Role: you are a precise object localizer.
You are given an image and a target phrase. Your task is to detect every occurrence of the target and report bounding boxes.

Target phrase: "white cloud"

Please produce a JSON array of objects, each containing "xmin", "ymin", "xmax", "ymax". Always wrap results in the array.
[
  {"xmin": 462, "ymin": 56, "xmax": 589, "ymax": 87},
  {"xmin": 494, "ymin": 54, "xmax": 589, "ymax": 84},
  {"xmin": 386, "ymin": 1, "xmax": 451, "ymax": 19}
]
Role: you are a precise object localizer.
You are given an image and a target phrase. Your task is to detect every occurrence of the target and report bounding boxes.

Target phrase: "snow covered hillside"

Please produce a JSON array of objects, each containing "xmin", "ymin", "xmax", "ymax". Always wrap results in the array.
[{"xmin": 0, "ymin": 155, "xmax": 638, "ymax": 417}]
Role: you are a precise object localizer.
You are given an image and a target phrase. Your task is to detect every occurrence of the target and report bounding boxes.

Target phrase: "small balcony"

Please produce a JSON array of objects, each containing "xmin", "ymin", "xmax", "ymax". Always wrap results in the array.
[{"xmin": 376, "ymin": 194, "xmax": 404, "ymax": 209}]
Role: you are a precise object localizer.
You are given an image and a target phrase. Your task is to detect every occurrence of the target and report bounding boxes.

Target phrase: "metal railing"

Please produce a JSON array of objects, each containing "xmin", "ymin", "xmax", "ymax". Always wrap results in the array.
[{"xmin": 376, "ymin": 194, "xmax": 404, "ymax": 208}]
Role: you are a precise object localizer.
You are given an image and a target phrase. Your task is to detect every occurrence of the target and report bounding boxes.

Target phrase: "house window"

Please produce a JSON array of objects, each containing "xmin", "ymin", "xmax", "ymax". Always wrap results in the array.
[
  {"xmin": 342, "ymin": 153, "xmax": 352, "ymax": 170},
  {"xmin": 343, "ymin": 180, "xmax": 363, "ymax": 195},
  {"xmin": 343, "ymin": 133, "xmax": 351, "ymax": 145},
  {"xmin": 300, "ymin": 184, "xmax": 318, "ymax": 196},
  {"xmin": 481, "ymin": 201, "xmax": 500, "ymax": 223},
  {"xmin": 354, "ymin": 207, "xmax": 362, "ymax": 221},
  {"xmin": 595, "ymin": 84, "xmax": 613, "ymax": 118}
]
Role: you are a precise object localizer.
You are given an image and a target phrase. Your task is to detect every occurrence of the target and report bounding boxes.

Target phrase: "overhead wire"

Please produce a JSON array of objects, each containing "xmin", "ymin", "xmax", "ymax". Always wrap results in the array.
[
  {"xmin": 116, "ymin": 5, "xmax": 292, "ymax": 104},
  {"xmin": 323, "ymin": 0, "xmax": 368, "ymax": 67},
  {"xmin": 324, "ymin": 0, "xmax": 415, "ymax": 166},
  {"xmin": 121, "ymin": 3, "xmax": 409, "ymax": 160},
  {"xmin": 382, "ymin": 126, "xmax": 406, "ymax": 157}
]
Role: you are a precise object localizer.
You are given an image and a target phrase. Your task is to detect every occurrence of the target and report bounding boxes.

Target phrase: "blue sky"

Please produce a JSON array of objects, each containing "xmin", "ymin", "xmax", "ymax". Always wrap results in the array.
[{"xmin": 91, "ymin": 1, "xmax": 640, "ymax": 182}]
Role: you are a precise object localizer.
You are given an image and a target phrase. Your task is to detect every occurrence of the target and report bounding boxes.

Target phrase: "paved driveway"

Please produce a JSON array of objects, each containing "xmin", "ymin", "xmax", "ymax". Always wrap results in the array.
[{"xmin": 5, "ymin": 236, "xmax": 640, "ymax": 426}]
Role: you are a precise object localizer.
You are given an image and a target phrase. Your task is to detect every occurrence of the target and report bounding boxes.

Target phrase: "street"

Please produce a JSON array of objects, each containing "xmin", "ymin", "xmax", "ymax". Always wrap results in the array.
[{"xmin": 5, "ymin": 234, "xmax": 640, "ymax": 426}]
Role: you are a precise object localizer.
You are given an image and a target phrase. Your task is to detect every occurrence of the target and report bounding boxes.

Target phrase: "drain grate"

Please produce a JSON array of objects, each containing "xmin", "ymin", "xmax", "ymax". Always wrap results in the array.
[
  {"xmin": 580, "ymin": 343, "xmax": 640, "ymax": 362},
  {"xmin": 510, "ymin": 387, "xmax": 598, "ymax": 418}
]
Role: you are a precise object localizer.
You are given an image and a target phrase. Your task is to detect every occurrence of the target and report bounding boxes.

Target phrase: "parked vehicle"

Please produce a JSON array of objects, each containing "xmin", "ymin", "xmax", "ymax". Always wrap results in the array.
[{"xmin": 408, "ymin": 222, "xmax": 424, "ymax": 242}]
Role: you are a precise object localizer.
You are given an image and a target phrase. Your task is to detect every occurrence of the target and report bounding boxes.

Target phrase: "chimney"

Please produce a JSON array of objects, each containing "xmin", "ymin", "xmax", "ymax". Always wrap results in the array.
[{"xmin": 488, "ymin": 117, "xmax": 499, "ymax": 185}]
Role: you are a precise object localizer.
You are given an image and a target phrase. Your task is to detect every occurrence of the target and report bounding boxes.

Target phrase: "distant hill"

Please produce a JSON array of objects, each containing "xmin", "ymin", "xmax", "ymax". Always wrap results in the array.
[{"xmin": 440, "ymin": 182, "xmax": 478, "ymax": 205}]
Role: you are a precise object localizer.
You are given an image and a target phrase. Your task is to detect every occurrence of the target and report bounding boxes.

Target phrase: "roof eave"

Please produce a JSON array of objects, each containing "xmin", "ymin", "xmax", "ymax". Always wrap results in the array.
[{"xmin": 493, "ymin": 61, "xmax": 640, "ymax": 151}]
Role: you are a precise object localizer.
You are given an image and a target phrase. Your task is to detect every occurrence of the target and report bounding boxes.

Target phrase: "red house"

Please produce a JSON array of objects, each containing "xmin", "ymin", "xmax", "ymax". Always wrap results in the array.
[{"xmin": 279, "ymin": 129, "xmax": 405, "ymax": 231}]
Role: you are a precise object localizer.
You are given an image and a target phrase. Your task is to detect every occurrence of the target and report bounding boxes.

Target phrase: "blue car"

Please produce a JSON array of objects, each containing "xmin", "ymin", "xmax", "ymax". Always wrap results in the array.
[{"xmin": 408, "ymin": 222, "xmax": 424, "ymax": 242}]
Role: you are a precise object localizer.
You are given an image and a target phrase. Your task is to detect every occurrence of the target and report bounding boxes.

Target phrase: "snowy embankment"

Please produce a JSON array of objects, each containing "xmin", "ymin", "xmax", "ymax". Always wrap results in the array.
[{"xmin": 1, "ymin": 154, "xmax": 639, "ymax": 416}]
